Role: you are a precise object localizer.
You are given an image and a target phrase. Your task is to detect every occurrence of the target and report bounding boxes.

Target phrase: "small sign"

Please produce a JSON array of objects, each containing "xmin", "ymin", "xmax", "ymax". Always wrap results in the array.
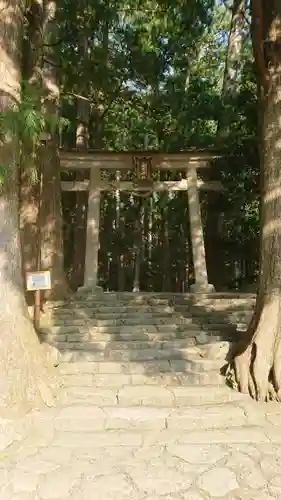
[{"xmin": 26, "ymin": 271, "xmax": 51, "ymax": 291}]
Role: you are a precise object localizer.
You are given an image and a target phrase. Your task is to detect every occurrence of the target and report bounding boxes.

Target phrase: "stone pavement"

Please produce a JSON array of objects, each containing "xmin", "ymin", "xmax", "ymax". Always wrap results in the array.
[
  {"xmin": 3, "ymin": 293, "xmax": 277, "ymax": 499},
  {"xmin": 1, "ymin": 386, "xmax": 281, "ymax": 500}
]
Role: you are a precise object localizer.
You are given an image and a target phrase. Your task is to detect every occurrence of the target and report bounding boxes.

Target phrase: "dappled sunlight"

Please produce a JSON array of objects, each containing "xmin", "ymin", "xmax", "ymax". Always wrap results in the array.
[
  {"xmin": 264, "ymin": 185, "xmax": 281, "ymax": 203},
  {"xmin": 40, "ymin": 292, "xmax": 255, "ymax": 388},
  {"xmin": 0, "ymin": 1, "xmax": 21, "ymax": 103},
  {"xmin": 262, "ymin": 218, "xmax": 281, "ymax": 237},
  {"xmin": 0, "ymin": 198, "xmax": 19, "ymax": 280},
  {"xmin": 1, "ymin": 0, "xmax": 279, "ymax": 410}
]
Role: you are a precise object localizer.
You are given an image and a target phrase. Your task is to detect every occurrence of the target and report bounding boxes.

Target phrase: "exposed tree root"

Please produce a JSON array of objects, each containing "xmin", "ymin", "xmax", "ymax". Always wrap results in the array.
[{"xmin": 227, "ymin": 295, "xmax": 281, "ymax": 401}]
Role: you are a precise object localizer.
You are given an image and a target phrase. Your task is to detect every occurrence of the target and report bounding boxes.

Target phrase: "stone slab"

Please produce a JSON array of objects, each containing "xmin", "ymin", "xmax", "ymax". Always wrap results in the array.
[
  {"xmin": 52, "ymin": 430, "xmax": 143, "ymax": 448},
  {"xmin": 62, "ymin": 387, "xmax": 118, "ymax": 406},
  {"xmin": 104, "ymin": 407, "xmax": 170, "ymax": 431},
  {"xmin": 178, "ymin": 427, "xmax": 270, "ymax": 444},
  {"xmin": 166, "ymin": 405, "xmax": 247, "ymax": 430},
  {"xmin": 117, "ymin": 385, "xmax": 175, "ymax": 407},
  {"xmin": 170, "ymin": 386, "xmax": 248, "ymax": 406},
  {"xmin": 0, "ymin": 418, "xmax": 22, "ymax": 452}
]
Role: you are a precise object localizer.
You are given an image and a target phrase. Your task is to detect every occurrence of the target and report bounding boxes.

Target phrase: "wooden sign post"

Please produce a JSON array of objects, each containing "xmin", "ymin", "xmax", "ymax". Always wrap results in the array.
[{"xmin": 26, "ymin": 271, "xmax": 52, "ymax": 330}]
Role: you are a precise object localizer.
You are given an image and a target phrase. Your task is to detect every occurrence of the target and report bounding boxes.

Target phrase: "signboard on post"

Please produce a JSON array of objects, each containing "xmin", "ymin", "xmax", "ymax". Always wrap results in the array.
[
  {"xmin": 26, "ymin": 271, "xmax": 52, "ymax": 330},
  {"xmin": 26, "ymin": 271, "xmax": 51, "ymax": 291}
]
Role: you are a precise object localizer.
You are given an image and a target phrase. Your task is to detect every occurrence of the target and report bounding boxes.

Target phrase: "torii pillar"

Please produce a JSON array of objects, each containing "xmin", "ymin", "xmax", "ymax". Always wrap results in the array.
[
  {"xmin": 186, "ymin": 164, "xmax": 214, "ymax": 293},
  {"xmin": 79, "ymin": 167, "xmax": 102, "ymax": 293}
]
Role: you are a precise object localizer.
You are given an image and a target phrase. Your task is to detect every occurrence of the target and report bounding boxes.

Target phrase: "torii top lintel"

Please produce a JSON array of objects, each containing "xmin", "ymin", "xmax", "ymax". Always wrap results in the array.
[{"xmin": 59, "ymin": 148, "xmax": 223, "ymax": 170}]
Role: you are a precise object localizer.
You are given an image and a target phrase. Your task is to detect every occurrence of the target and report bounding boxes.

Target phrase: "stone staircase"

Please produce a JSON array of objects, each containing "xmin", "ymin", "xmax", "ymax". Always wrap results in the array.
[
  {"xmin": 40, "ymin": 292, "xmax": 255, "ymax": 395},
  {"xmin": 6, "ymin": 292, "xmax": 281, "ymax": 500},
  {"xmin": 36, "ymin": 292, "xmax": 259, "ymax": 433}
]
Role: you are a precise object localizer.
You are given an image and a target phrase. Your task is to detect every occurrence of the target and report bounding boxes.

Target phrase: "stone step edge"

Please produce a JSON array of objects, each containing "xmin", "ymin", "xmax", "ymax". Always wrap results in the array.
[
  {"xmin": 43, "ymin": 341, "xmax": 231, "ymax": 353},
  {"xmin": 58, "ymin": 369, "xmax": 225, "ymax": 385},
  {"xmin": 45, "ymin": 301, "xmax": 255, "ymax": 309},
  {"xmin": 58, "ymin": 385, "xmax": 247, "ymax": 408},
  {"xmin": 45, "ymin": 292, "xmax": 256, "ymax": 305},
  {"xmin": 53, "ymin": 403, "xmax": 260, "ymax": 432},
  {"xmin": 44, "ymin": 308, "xmax": 254, "ymax": 315},
  {"xmin": 60, "ymin": 372, "xmax": 225, "ymax": 382},
  {"xmin": 60, "ymin": 369, "xmax": 225, "ymax": 381},
  {"xmin": 41, "ymin": 320, "xmax": 247, "ymax": 327},
  {"xmin": 46, "ymin": 295, "xmax": 255, "ymax": 301},
  {"xmin": 40, "ymin": 325, "xmax": 245, "ymax": 336},
  {"xmin": 58, "ymin": 383, "xmax": 244, "ymax": 396},
  {"xmin": 54, "ymin": 351, "xmax": 229, "ymax": 366},
  {"xmin": 49, "ymin": 343, "xmax": 230, "ymax": 355}
]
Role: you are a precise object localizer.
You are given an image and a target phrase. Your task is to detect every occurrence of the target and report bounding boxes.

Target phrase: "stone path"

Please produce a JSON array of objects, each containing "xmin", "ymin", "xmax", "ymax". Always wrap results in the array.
[
  {"xmin": 1, "ymin": 387, "xmax": 281, "ymax": 500},
  {"xmin": 2, "ymin": 293, "xmax": 277, "ymax": 498}
]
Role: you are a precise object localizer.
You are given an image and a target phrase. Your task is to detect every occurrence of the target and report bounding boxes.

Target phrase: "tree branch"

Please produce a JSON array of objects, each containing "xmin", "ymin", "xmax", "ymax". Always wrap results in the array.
[
  {"xmin": 43, "ymin": 39, "xmax": 63, "ymax": 47},
  {"xmin": 42, "ymin": 57, "xmax": 60, "ymax": 68}
]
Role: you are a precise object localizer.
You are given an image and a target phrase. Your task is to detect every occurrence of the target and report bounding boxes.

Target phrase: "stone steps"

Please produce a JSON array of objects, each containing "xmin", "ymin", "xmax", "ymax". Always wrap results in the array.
[
  {"xmin": 57, "ymin": 338, "xmax": 229, "ymax": 386},
  {"xmin": 42, "ymin": 293, "xmax": 255, "ymax": 403},
  {"xmin": 56, "ymin": 338, "xmax": 200, "ymax": 350},
  {"xmin": 43, "ymin": 332, "xmax": 236, "ymax": 351},
  {"xmin": 44, "ymin": 316, "xmax": 251, "ymax": 327},
  {"xmin": 59, "ymin": 357, "xmax": 226, "ymax": 379},
  {"xmin": 53, "ymin": 337, "xmax": 230, "ymax": 366},
  {"xmin": 42, "ymin": 324, "xmax": 240, "ymax": 339},
  {"xmin": 47, "ymin": 293, "xmax": 255, "ymax": 310},
  {"xmin": 62, "ymin": 370, "xmax": 225, "ymax": 389},
  {"xmin": 56, "ymin": 347, "xmax": 229, "ymax": 364},
  {"xmin": 58, "ymin": 383, "xmax": 246, "ymax": 408},
  {"xmin": 58, "ymin": 357, "xmax": 222, "ymax": 372}
]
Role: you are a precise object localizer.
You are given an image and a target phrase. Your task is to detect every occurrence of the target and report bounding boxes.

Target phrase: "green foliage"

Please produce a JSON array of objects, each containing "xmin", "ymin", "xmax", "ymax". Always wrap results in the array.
[
  {"xmin": 42, "ymin": 0, "xmax": 261, "ymax": 287},
  {"xmin": 0, "ymin": 82, "xmax": 69, "ymax": 186}
]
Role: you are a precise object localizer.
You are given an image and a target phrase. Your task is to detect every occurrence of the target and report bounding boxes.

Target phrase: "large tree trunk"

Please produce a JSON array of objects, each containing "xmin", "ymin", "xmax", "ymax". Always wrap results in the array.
[
  {"xmin": 230, "ymin": 1, "xmax": 281, "ymax": 401},
  {"xmin": 19, "ymin": 0, "xmax": 43, "ymax": 300},
  {"xmin": 39, "ymin": 0, "xmax": 69, "ymax": 300},
  {"xmin": 40, "ymin": 136, "xmax": 69, "ymax": 300},
  {"xmin": 0, "ymin": 0, "xmax": 56, "ymax": 416},
  {"xmin": 19, "ymin": 165, "xmax": 40, "ymax": 304},
  {"xmin": 19, "ymin": 0, "xmax": 68, "ymax": 301}
]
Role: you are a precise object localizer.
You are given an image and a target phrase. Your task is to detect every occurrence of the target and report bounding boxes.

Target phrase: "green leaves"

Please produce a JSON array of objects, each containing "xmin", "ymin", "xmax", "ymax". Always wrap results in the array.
[
  {"xmin": 0, "ymin": 81, "xmax": 70, "ymax": 179},
  {"xmin": 55, "ymin": 0, "xmax": 259, "ymax": 285},
  {"xmin": 0, "ymin": 85, "xmax": 43, "ymax": 151}
]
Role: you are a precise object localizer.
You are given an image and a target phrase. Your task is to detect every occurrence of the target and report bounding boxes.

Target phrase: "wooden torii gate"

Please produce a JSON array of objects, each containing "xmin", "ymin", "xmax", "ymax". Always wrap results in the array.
[{"xmin": 59, "ymin": 149, "xmax": 224, "ymax": 293}]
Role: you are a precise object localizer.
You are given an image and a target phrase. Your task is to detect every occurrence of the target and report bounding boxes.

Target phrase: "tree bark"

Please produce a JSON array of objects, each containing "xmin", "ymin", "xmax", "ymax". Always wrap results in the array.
[
  {"xmin": 19, "ymin": 0, "xmax": 43, "ymax": 300},
  {"xmin": 0, "ymin": 0, "xmax": 56, "ymax": 417},
  {"xmin": 230, "ymin": 1, "xmax": 281, "ymax": 401},
  {"xmin": 39, "ymin": 137, "xmax": 69, "ymax": 300},
  {"xmin": 19, "ymin": 165, "xmax": 40, "ymax": 304},
  {"xmin": 39, "ymin": 0, "xmax": 69, "ymax": 300},
  {"xmin": 19, "ymin": 0, "xmax": 68, "ymax": 300}
]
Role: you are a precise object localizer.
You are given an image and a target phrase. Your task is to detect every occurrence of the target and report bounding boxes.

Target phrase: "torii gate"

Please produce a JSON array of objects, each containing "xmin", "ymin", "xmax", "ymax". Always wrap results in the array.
[{"xmin": 59, "ymin": 149, "xmax": 224, "ymax": 293}]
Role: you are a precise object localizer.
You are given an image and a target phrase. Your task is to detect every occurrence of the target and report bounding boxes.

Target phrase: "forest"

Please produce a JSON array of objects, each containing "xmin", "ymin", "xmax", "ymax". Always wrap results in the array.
[
  {"xmin": 0, "ymin": 0, "xmax": 280, "ymax": 410},
  {"xmin": 57, "ymin": 0, "xmax": 259, "ymax": 294}
]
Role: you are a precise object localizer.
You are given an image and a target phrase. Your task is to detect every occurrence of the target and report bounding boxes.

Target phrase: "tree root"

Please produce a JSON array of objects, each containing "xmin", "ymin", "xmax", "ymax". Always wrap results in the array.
[{"xmin": 226, "ymin": 295, "xmax": 281, "ymax": 401}]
